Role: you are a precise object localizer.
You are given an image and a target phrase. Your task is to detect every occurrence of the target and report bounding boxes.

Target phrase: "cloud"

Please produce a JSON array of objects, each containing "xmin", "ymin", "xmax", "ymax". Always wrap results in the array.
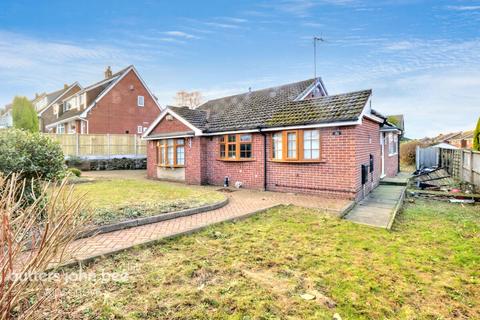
[
  {"xmin": 0, "ymin": 31, "xmax": 138, "ymax": 104},
  {"xmin": 445, "ymin": 5, "xmax": 480, "ymax": 11},
  {"xmin": 163, "ymin": 31, "xmax": 200, "ymax": 39},
  {"xmin": 218, "ymin": 17, "xmax": 249, "ymax": 23},
  {"xmin": 204, "ymin": 22, "xmax": 241, "ymax": 29},
  {"xmin": 262, "ymin": 0, "xmax": 357, "ymax": 17},
  {"xmin": 372, "ymin": 70, "xmax": 480, "ymax": 138}
]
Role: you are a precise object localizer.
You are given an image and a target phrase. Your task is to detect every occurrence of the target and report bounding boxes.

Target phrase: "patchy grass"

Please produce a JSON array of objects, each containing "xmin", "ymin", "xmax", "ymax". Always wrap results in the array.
[
  {"xmin": 45, "ymin": 200, "xmax": 479, "ymax": 319},
  {"xmin": 75, "ymin": 179, "xmax": 225, "ymax": 225}
]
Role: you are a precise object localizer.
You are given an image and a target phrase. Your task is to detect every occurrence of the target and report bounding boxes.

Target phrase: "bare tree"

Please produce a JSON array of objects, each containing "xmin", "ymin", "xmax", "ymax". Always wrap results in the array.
[{"xmin": 174, "ymin": 91, "xmax": 203, "ymax": 109}]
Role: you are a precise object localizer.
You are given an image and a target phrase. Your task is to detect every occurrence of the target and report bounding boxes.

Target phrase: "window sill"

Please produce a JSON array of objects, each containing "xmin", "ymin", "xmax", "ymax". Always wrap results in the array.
[
  {"xmin": 388, "ymin": 153, "xmax": 398, "ymax": 157},
  {"xmin": 217, "ymin": 158, "xmax": 256, "ymax": 162},
  {"xmin": 157, "ymin": 164, "xmax": 185, "ymax": 168},
  {"xmin": 268, "ymin": 159, "xmax": 326, "ymax": 164}
]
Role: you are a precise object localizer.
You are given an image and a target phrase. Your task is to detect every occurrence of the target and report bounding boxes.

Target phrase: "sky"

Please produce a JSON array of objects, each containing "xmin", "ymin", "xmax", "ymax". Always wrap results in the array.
[{"xmin": 0, "ymin": 0, "xmax": 479, "ymax": 138}]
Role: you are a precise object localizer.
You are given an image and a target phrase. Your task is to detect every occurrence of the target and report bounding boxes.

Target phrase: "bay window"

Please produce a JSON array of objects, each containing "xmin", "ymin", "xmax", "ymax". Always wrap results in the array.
[
  {"xmin": 271, "ymin": 129, "xmax": 321, "ymax": 162},
  {"xmin": 286, "ymin": 131, "xmax": 297, "ymax": 159},
  {"xmin": 272, "ymin": 133, "xmax": 282, "ymax": 159},
  {"xmin": 219, "ymin": 134, "xmax": 253, "ymax": 160},
  {"xmin": 303, "ymin": 129, "xmax": 320, "ymax": 160},
  {"xmin": 157, "ymin": 138, "xmax": 185, "ymax": 167}
]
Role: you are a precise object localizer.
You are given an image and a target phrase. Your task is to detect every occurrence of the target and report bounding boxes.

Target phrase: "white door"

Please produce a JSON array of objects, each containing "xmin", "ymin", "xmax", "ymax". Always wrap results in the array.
[{"xmin": 380, "ymin": 132, "xmax": 385, "ymax": 177}]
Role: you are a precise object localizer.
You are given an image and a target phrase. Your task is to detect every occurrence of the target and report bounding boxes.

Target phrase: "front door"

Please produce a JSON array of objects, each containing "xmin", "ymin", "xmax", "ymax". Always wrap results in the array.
[{"xmin": 380, "ymin": 132, "xmax": 386, "ymax": 177}]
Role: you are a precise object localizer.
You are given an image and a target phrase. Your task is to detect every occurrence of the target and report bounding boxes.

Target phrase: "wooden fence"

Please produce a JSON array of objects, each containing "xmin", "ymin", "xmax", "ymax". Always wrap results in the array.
[
  {"xmin": 440, "ymin": 148, "xmax": 480, "ymax": 188},
  {"xmin": 44, "ymin": 134, "xmax": 146, "ymax": 158}
]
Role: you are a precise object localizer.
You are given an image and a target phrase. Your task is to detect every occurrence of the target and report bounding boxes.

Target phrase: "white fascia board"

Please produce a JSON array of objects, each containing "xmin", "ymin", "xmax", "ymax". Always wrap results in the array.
[
  {"xmin": 364, "ymin": 113, "xmax": 384, "ymax": 124},
  {"xmin": 202, "ymin": 129, "xmax": 260, "ymax": 136},
  {"xmin": 82, "ymin": 77, "xmax": 118, "ymax": 92},
  {"xmin": 380, "ymin": 128, "xmax": 401, "ymax": 133},
  {"xmin": 142, "ymin": 108, "xmax": 168, "ymax": 138},
  {"xmin": 130, "ymin": 66, "xmax": 163, "ymax": 111},
  {"xmin": 45, "ymin": 116, "xmax": 82, "ymax": 129},
  {"xmin": 260, "ymin": 120, "xmax": 361, "ymax": 132},
  {"xmin": 203, "ymin": 120, "xmax": 362, "ymax": 136},
  {"xmin": 142, "ymin": 108, "xmax": 202, "ymax": 138},
  {"xmin": 38, "ymin": 82, "xmax": 82, "ymax": 116},
  {"xmin": 294, "ymin": 78, "xmax": 329, "ymax": 101},
  {"xmin": 143, "ymin": 133, "xmax": 195, "ymax": 141}
]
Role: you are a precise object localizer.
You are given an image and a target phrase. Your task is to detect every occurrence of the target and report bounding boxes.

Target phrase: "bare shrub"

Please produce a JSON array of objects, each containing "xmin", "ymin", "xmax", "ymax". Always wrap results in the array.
[
  {"xmin": 400, "ymin": 140, "xmax": 424, "ymax": 166},
  {"xmin": 0, "ymin": 173, "xmax": 88, "ymax": 319}
]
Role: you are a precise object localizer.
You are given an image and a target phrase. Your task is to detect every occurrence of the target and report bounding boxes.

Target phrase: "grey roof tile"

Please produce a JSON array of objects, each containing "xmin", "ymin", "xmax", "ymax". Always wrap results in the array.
[{"xmin": 152, "ymin": 79, "xmax": 372, "ymax": 135}]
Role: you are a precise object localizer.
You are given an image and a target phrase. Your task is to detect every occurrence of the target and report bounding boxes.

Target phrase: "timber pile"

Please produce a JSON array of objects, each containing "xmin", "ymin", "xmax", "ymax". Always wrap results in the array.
[{"xmin": 413, "ymin": 168, "xmax": 455, "ymax": 190}]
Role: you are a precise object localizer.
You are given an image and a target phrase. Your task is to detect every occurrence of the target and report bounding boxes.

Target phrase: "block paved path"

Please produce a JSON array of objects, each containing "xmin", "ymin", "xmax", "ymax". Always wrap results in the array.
[
  {"xmin": 344, "ymin": 185, "xmax": 406, "ymax": 228},
  {"xmin": 64, "ymin": 189, "xmax": 351, "ymax": 266}
]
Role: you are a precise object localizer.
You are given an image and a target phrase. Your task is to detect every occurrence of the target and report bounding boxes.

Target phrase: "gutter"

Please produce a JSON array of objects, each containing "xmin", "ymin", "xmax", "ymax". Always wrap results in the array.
[{"xmin": 258, "ymin": 127, "xmax": 268, "ymax": 191}]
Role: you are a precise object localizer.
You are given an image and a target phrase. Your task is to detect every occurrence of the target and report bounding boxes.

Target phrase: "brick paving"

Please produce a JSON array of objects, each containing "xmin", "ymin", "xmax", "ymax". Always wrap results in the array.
[{"xmin": 64, "ymin": 188, "xmax": 351, "ymax": 265}]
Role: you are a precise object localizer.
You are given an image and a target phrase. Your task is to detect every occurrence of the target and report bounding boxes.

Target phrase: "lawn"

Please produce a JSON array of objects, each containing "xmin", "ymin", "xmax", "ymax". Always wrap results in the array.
[
  {"xmin": 74, "ymin": 179, "xmax": 226, "ymax": 225},
  {"xmin": 44, "ymin": 199, "xmax": 479, "ymax": 319}
]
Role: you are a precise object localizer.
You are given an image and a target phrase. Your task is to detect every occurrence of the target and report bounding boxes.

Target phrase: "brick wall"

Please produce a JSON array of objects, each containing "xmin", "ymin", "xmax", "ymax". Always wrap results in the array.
[
  {"xmin": 86, "ymin": 70, "xmax": 160, "ymax": 134},
  {"xmin": 146, "ymin": 140, "xmax": 157, "ymax": 178},
  {"xmin": 267, "ymin": 126, "xmax": 358, "ymax": 199},
  {"xmin": 151, "ymin": 116, "xmax": 190, "ymax": 134},
  {"xmin": 145, "ymin": 115, "xmax": 385, "ymax": 201},
  {"xmin": 205, "ymin": 135, "xmax": 265, "ymax": 189},
  {"xmin": 354, "ymin": 118, "xmax": 381, "ymax": 201},
  {"xmin": 384, "ymin": 132, "xmax": 399, "ymax": 177}
]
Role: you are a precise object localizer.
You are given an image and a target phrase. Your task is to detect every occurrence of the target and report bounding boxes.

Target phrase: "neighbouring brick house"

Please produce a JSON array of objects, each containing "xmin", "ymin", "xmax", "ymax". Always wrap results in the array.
[
  {"xmin": 143, "ymin": 79, "xmax": 402, "ymax": 201},
  {"xmin": 39, "ymin": 66, "xmax": 162, "ymax": 134}
]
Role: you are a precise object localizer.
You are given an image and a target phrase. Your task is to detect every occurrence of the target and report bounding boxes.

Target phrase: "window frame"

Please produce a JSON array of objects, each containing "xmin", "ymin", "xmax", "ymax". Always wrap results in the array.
[
  {"xmin": 137, "ymin": 95, "xmax": 145, "ymax": 107},
  {"xmin": 388, "ymin": 133, "xmax": 398, "ymax": 156},
  {"xmin": 271, "ymin": 129, "xmax": 322, "ymax": 162},
  {"xmin": 218, "ymin": 133, "xmax": 254, "ymax": 161},
  {"xmin": 157, "ymin": 138, "xmax": 185, "ymax": 167},
  {"xmin": 137, "ymin": 126, "xmax": 143, "ymax": 134}
]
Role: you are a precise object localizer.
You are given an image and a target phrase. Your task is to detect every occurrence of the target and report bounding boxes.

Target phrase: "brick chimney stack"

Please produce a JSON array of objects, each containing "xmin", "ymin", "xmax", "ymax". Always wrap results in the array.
[{"xmin": 105, "ymin": 66, "xmax": 113, "ymax": 79}]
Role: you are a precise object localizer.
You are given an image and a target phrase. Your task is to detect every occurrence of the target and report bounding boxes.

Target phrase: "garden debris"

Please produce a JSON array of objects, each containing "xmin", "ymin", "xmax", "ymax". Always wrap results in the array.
[
  {"xmin": 241, "ymin": 269, "xmax": 336, "ymax": 308},
  {"xmin": 448, "ymin": 199, "xmax": 475, "ymax": 204},
  {"xmin": 333, "ymin": 313, "xmax": 343, "ymax": 320},
  {"xmin": 300, "ymin": 293, "xmax": 316, "ymax": 300},
  {"xmin": 413, "ymin": 168, "xmax": 455, "ymax": 191}
]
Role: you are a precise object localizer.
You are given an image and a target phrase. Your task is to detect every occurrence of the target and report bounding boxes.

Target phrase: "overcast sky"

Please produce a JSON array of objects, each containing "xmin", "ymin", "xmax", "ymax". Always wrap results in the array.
[{"xmin": 0, "ymin": 0, "xmax": 479, "ymax": 138}]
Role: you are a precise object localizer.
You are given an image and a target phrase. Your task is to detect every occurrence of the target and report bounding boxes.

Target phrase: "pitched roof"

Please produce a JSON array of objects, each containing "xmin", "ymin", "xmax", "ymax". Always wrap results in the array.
[
  {"xmin": 37, "ymin": 83, "xmax": 82, "ymax": 115},
  {"xmin": 45, "ymin": 67, "xmax": 134, "ymax": 126},
  {"xmin": 387, "ymin": 114, "xmax": 405, "ymax": 131},
  {"xmin": 458, "ymin": 130, "xmax": 474, "ymax": 140},
  {"xmin": 148, "ymin": 79, "xmax": 373, "ymax": 136}
]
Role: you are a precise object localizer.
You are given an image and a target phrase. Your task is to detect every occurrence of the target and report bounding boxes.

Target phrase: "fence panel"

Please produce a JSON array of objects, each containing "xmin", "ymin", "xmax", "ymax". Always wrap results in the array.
[
  {"xmin": 44, "ymin": 133, "xmax": 146, "ymax": 158},
  {"xmin": 416, "ymin": 146, "xmax": 439, "ymax": 169},
  {"xmin": 437, "ymin": 148, "xmax": 480, "ymax": 190}
]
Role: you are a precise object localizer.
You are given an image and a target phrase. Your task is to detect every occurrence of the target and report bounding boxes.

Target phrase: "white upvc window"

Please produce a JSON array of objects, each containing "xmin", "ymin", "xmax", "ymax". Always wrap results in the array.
[
  {"xmin": 137, "ymin": 126, "xmax": 143, "ymax": 134},
  {"xmin": 388, "ymin": 133, "xmax": 398, "ymax": 156},
  {"xmin": 57, "ymin": 124, "xmax": 65, "ymax": 134},
  {"xmin": 137, "ymin": 96, "xmax": 145, "ymax": 107},
  {"xmin": 272, "ymin": 132, "xmax": 282, "ymax": 160}
]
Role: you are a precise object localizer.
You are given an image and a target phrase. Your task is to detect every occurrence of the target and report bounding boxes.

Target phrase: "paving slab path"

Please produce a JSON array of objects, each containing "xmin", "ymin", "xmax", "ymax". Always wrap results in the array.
[
  {"xmin": 344, "ymin": 185, "xmax": 406, "ymax": 228},
  {"xmin": 62, "ymin": 188, "xmax": 351, "ymax": 267}
]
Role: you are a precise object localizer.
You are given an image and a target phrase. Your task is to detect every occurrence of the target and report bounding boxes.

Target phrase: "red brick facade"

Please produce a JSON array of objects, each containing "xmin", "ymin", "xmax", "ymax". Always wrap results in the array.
[
  {"xmin": 146, "ymin": 115, "xmax": 399, "ymax": 201},
  {"xmin": 86, "ymin": 70, "xmax": 160, "ymax": 134},
  {"xmin": 383, "ymin": 132, "xmax": 400, "ymax": 178}
]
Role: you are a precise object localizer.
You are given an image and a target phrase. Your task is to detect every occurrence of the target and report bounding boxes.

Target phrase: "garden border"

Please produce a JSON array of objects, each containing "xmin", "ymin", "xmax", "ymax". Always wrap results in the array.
[{"xmin": 77, "ymin": 197, "xmax": 229, "ymax": 239}]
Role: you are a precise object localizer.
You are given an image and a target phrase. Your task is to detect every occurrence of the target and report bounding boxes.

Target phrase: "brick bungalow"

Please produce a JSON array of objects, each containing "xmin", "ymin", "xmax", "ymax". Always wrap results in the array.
[
  {"xmin": 39, "ymin": 66, "xmax": 161, "ymax": 134},
  {"xmin": 143, "ymin": 79, "xmax": 401, "ymax": 201}
]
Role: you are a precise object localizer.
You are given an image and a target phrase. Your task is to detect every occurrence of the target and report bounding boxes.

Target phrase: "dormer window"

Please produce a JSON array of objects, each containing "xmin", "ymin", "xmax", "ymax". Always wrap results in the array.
[{"xmin": 62, "ymin": 102, "xmax": 71, "ymax": 113}]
